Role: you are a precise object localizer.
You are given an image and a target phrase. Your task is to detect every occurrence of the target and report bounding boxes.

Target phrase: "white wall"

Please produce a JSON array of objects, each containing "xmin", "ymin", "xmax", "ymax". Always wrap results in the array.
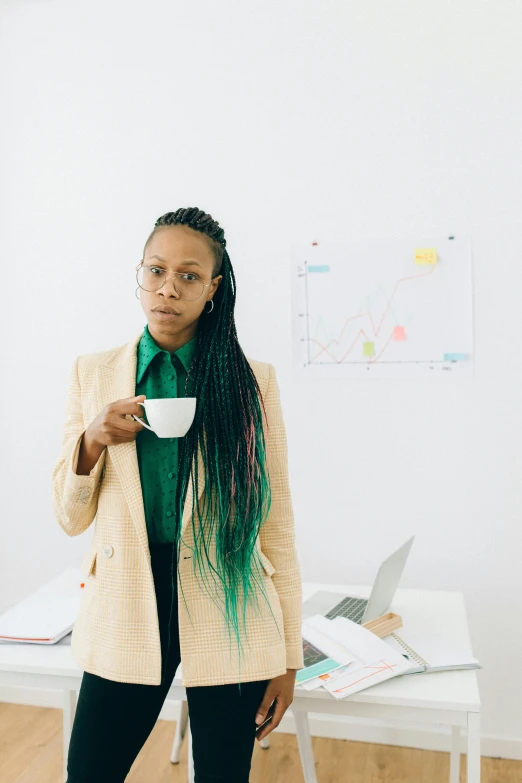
[{"xmin": 1, "ymin": 0, "xmax": 521, "ymax": 755}]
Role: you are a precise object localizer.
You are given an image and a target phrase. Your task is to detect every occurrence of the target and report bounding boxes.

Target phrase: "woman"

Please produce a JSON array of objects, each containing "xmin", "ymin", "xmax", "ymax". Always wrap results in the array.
[{"xmin": 51, "ymin": 207, "xmax": 304, "ymax": 782}]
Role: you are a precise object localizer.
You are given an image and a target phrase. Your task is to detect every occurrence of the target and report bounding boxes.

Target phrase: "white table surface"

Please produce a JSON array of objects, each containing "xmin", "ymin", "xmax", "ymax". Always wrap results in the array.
[
  {"xmin": 0, "ymin": 581, "xmax": 481, "ymax": 783},
  {"xmin": 299, "ymin": 582, "xmax": 481, "ymax": 712},
  {"xmin": 0, "ymin": 580, "xmax": 480, "ymax": 712}
]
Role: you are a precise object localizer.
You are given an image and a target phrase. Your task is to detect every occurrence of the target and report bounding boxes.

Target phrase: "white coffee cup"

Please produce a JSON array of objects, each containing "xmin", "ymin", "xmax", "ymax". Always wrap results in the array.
[{"xmin": 132, "ymin": 398, "xmax": 196, "ymax": 438}]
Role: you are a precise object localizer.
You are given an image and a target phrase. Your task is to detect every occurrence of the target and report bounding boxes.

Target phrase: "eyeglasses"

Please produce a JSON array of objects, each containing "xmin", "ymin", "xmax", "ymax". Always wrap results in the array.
[{"xmin": 136, "ymin": 262, "xmax": 213, "ymax": 301}]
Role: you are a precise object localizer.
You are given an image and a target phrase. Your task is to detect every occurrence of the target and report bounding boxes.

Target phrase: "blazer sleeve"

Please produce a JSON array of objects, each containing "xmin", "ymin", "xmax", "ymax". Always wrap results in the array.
[
  {"xmin": 51, "ymin": 355, "xmax": 106, "ymax": 537},
  {"xmin": 259, "ymin": 363, "xmax": 304, "ymax": 671}
]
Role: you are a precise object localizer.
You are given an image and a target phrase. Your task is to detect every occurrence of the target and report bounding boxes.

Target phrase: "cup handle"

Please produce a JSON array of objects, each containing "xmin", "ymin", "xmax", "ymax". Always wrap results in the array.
[{"xmin": 132, "ymin": 402, "xmax": 155, "ymax": 432}]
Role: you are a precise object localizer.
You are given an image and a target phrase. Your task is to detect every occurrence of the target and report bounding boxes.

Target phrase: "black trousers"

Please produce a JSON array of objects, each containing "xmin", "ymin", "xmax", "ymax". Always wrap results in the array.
[{"xmin": 66, "ymin": 542, "xmax": 270, "ymax": 783}]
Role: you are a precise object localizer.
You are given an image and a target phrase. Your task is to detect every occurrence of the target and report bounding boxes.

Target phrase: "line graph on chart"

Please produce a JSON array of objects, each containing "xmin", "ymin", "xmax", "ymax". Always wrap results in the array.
[{"xmin": 290, "ymin": 236, "xmax": 473, "ymax": 379}]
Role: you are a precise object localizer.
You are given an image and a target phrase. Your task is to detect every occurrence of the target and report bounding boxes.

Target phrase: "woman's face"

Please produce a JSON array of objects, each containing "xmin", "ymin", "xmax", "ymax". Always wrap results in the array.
[{"xmin": 138, "ymin": 225, "xmax": 222, "ymax": 340}]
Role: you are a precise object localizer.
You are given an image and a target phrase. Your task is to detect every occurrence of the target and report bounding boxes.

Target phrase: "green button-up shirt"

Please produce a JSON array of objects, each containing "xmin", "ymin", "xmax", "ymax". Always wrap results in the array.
[{"xmin": 135, "ymin": 323, "xmax": 198, "ymax": 544}]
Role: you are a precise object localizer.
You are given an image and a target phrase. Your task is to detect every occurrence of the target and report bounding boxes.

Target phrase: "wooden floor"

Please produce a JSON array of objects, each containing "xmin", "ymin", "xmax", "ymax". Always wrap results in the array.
[{"xmin": 1, "ymin": 702, "xmax": 521, "ymax": 783}]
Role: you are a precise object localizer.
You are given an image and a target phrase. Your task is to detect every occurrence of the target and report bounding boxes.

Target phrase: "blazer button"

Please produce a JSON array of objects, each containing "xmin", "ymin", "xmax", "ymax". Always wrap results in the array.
[{"xmin": 102, "ymin": 545, "xmax": 114, "ymax": 558}]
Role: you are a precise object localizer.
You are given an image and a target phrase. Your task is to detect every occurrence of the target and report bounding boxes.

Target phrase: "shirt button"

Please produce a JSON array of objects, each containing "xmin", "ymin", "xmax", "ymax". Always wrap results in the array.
[
  {"xmin": 168, "ymin": 374, "xmax": 173, "ymax": 380},
  {"xmin": 169, "ymin": 437, "xmax": 175, "ymax": 443},
  {"xmin": 167, "ymin": 510, "xmax": 172, "ymax": 517},
  {"xmin": 168, "ymin": 472, "xmax": 173, "ymax": 478}
]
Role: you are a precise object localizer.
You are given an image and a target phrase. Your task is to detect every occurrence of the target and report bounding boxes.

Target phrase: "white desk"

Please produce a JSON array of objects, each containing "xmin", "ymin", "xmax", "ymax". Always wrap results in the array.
[
  {"xmin": 295, "ymin": 583, "xmax": 481, "ymax": 783},
  {"xmin": 0, "ymin": 582, "xmax": 481, "ymax": 783}
]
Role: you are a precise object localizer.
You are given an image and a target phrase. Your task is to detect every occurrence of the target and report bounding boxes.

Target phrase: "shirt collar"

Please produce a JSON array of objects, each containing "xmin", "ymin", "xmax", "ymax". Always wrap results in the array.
[{"xmin": 136, "ymin": 323, "xmax": 198, "ymax": 383}]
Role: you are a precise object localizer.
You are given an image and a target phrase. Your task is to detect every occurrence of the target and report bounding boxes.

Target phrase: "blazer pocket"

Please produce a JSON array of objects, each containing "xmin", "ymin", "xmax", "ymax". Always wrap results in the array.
[
  {"xmin": 258, "ymin": 550, "xmax": 276, "ymax": 576},
  {"xmin": 80, "ymin": 545, "xmax": 98, "ymax": 577}
]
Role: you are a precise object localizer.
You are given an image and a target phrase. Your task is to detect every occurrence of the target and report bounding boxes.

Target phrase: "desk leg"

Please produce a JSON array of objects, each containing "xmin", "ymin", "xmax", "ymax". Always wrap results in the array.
[
  {"xmin": 467, "ymin": 712, "xmax": 481, "ymax": 783},
  {"xmin": 293, "ymin": 709, "xmax": 318, "ymax": 783},
  {"xmin": 450, "ymin": 725, "xmax": 460, "ymax": 783},
  {"xmin": 170, "ymin": 700, "xmax": 189, "ymax": 763},
  {"xmin": 62, "ymin": 689, "xmax": 77, "ymax": 783}
]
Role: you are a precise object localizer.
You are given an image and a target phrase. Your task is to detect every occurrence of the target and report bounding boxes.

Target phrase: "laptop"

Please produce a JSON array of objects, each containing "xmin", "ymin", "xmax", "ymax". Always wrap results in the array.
[{"xmin": 302, "ymin": 536, "xmax": 415, "ymax": 625}]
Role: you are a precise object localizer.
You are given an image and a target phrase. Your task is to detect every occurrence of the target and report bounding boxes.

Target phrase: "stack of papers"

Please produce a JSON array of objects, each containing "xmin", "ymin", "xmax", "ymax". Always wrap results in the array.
[
  {"xmin": 298, "ymin": 614, "xmax": 417, "ymax": 699},
  {"xmin": 0, "ymin": 569, "xmax": 83, "ymax": 645}
]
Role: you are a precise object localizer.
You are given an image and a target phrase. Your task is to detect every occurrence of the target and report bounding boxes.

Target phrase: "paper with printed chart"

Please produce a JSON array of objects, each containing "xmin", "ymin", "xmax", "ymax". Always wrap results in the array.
[
  {"xmin": 291, "ymin": 236, "xmax": 473, "ymax": 379},
  {"xmin": 303, "ymin": 615, "xmax": 417, "ymax": 699},
  {"xmin": 297, "ymin": 617, "xmax": 355, "ymax": 685}
]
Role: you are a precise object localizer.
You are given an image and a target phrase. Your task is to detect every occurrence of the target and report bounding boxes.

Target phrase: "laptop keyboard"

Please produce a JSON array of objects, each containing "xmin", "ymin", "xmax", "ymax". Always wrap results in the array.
[{"xmin": 325, "ymin": 596, "xmax": 368, "ymax": 624}]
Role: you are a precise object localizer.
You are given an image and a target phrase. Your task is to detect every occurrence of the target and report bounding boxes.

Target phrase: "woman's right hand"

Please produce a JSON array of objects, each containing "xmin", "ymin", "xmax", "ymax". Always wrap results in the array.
[{"xmin": 85, "ymin": 395, "xmax": 148, "ymax": 447}]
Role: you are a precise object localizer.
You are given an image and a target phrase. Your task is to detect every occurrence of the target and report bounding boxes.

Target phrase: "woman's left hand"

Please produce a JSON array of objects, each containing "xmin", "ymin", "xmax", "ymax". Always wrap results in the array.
[{"xmin": 254, "ymin": 668, "xmax": 297, "ymax": 741}]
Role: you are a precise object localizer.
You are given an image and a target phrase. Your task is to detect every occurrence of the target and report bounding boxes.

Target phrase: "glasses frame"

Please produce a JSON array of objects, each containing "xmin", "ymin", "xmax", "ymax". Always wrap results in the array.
[{"xmin": 135, "ymin": 261, "xmax": 215, "ymax": 301}]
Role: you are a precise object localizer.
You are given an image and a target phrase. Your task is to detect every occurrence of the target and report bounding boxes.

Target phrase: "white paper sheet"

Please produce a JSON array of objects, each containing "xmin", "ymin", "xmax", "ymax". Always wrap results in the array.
[{"xmin": 304, "ymin": 615, "xmax": 416, "ymax": 699}]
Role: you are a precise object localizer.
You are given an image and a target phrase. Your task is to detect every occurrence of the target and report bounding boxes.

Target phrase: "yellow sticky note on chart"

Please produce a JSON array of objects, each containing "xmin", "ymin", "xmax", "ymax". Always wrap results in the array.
[{"xmin": 415, "ymin": 248, "xmax": 438, "ymax": 265}]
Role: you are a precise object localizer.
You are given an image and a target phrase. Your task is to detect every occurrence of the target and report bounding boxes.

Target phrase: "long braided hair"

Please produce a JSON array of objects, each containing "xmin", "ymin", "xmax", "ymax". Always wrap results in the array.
[{"xmin": 143, "ymin": 208, "xmax": 281, "ymax": 676}]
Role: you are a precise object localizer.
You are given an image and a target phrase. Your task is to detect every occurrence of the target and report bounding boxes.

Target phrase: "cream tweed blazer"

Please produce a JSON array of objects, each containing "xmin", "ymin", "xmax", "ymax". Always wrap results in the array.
[{"xmin": 51, "ymin": 330, "xmax": 305, "ymax": 686}]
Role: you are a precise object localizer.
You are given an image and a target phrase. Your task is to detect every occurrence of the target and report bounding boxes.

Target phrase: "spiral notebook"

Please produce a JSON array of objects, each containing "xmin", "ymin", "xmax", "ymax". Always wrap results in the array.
[{"xmin": 384, "ymin": 629, "xmax": 482, "ymax": 674}]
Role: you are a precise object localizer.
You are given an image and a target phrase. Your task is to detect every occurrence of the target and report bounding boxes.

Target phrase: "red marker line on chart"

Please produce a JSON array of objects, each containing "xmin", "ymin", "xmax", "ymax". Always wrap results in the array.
[{"xmin": 309, "ymin": 265, "xmax": 436, "ymax": 364}]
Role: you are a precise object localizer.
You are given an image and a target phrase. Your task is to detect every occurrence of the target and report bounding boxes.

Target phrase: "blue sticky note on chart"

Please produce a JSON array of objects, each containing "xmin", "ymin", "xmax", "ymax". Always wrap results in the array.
[{"xmin": 444, "ymin": 353, "xmax": 468, "ymax": 362}]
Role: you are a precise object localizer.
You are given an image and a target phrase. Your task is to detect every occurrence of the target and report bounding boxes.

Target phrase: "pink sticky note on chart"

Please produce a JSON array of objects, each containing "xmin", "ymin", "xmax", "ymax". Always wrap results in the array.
[{"xmin": 393, "ymin": 326, "xmax": 406, "ymax": 341}]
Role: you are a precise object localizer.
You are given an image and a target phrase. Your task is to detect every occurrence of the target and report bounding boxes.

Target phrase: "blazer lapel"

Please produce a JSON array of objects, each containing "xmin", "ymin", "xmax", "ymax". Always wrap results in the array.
[{"xmin": 95, "ymin": 330, "xmax": 206, "ymax": 557}]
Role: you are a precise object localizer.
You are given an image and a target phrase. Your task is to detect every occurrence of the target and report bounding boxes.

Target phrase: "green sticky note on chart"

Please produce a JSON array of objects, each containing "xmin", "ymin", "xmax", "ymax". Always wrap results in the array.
[{"xmin": 363, "ymin": 341, "xmax": 375, "ymax": 357}]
